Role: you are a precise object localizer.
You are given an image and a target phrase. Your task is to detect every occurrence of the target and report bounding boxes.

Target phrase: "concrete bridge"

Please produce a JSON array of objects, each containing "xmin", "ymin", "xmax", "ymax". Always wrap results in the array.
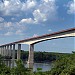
[{"xmin": 0, "ymin": 28, "xmax": 75, "ymax": 68}]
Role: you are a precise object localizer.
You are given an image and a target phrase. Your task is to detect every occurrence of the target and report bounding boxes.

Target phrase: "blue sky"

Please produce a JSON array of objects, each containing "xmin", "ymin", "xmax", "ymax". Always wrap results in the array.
[{"xmin": 0, "ymin": 0, "xmax": 75, "ymax": 53}]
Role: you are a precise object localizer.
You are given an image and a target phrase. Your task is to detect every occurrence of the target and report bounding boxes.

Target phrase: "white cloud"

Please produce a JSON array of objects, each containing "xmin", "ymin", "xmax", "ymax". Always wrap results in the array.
[
  {"xmin": 48, "ymin": 29, "xmax": 52, "ymax": 32},
  {"xmin": 0, "ymin": 0, "xmax": 22, "ymax": 16},
  {"xmin": 4, "ymin": 22, "xmax": 13, "ymax": 27},
  {"xmin": 4, "ymin": 0, "xmax": 10, "ymax": 6},
  {"xmin": 0, "ymin": 21, "xmax": 26, "ymax": 36},
  {"xmin": 44, "ymin": 0, "xmax": 49, "ymax": 3},
  {"xmin": 44, "ymin": 0, "xmax": 55, "ymax": 3},
  {"xmin": 0, "ymin": 0, "xmax": 36, "ymax": 16},
  {"xmin": 21, "ymin": 0, "xmax": 36, "ymax": 11},
  {"xmin": 33, "ymin": 34, "xmax": 38, "ymax": 37},
  {"xmin": 20, "ymin": 18, "xmax": 34, "ymax": 24},
  {"xmin": 67, "ymin": 0, "xmax": 75, "ymax": 14},
  {"xmin": 0, "ymin": 0, "xmax": 57, "ymax": 21},
  {"xmin": 15, "ymin": 30, "xmax": 23, "ymax": 35},
  {"xmin": 0, "ymin": 0, "xmax": 58, "ymax": 37},
  {"xmin": 33, "ymin": 9, "xmax": 47, "ymax": 23},
  {"xmin": 27, "ymin": 0, "xmax": 36, "ymax": 9},
  {"xmin": 32, "ymin": 0, "xmax": 57, "ymax": 23},
  {"xmin": 11, "ymin": 18, "xmax": 15, "ymax": 21},
  {"xmin": 0, "ymin": 17, "xmax": 4, "ymax": 22},
  {"xmin": 4, "ymin": 32, "xmax": 13, "ymax": 36}
]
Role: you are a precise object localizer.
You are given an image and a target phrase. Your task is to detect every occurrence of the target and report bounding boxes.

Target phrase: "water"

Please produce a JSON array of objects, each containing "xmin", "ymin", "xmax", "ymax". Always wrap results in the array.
[
  {"xmin": 25, "ymin": 62, "xmax": 52, "ymax": 72},
  {"xmin": 4, "ymin": 60, "xmax": 52, "ymax": 72},
  {"xmin": 33, "ymin": 63, "xmax": 52, "ymax": 72}
]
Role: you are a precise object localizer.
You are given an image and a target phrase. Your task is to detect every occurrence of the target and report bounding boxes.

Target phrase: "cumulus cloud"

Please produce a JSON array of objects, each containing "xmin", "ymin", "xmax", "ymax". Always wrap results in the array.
[
  {"xmin": 33, "ymin": 34, "xmax": 38, "ymax": 37},
  {"xmin": 4, "ymin": 22, "xmax": 13, "ymax": 27},
  {"xmin": 0, "ymin": 0, "xmax": 58, "ymax": 36},
  {"xmin": 0, "ymin": 0, "xmax": 21, "ymax": 16},
  {"xmin": 20, "ymin": 9, "xmax": 47, "ymax": 24},
  {"xmin": 0, "ymin": 0, "xmax": 36, "ymax": 16},
  {"xmin": 21, "ymin": 0, "xmax": 37, "ymax": 11},
  {"xmin": 48, "ymin": 29, "xmax": 52, "ymax": 32},
  {"xmin": 20, "ymin": 0, "xmax": 57, "ymax": 24},
  {"xmin": 4, "ymin": 31, "xmax": 13, "ymax": 36},
  {"xmin": 33, "ymin": 9, "xmax": 47, "ymax": 23},
  {"xmin": 33, "ymin": 0, "xmax": 57, "ymax": 23},
  {"xmin": 15, "ymin": 30, "xmax": 23, "ymax": 35},
  {"xmin": 11, "ymin": 18, "xmax": 16, "ymax": 21},
  {"xmin": 0, "ymin": 17, "xmax": 4, "ymax": 22},
  {"xmin": 67, "ymin": 0, "xmax": 75, "ymax": 14},
  {"xmin": 20, "ymin": 18, "xmax": 34, "ymax": 24},
  {"xmin": 0, "ymin": 0, "xmax": 57, "ymax": 22},
  {"xmin": 0, "ymin": 21, "xmax": 26, "ymax": 36},
  {"xmin": 44, "ymin": 0, "xmax": 55, "ymax": 3}
]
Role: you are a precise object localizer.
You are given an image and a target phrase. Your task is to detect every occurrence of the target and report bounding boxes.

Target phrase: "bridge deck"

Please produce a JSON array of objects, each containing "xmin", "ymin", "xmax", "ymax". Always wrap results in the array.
[{"xmin": 0, "ymin": 28, "xmax": 75, "ymax": 46}]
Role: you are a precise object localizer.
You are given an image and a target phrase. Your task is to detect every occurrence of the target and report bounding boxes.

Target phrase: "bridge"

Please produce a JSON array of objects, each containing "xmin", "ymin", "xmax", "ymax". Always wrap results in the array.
[{"xmin": 0, "ymin": 28, "xmax": 75, "ymax": 68}]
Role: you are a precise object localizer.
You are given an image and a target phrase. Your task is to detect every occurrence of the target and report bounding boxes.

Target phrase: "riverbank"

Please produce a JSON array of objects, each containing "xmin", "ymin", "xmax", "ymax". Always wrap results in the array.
[{"xmin": 0, "ymin": 52, "xmax": 75, "ymax": 75}]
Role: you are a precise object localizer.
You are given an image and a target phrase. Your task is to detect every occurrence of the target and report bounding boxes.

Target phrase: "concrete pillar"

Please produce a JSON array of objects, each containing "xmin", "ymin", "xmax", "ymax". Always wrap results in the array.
[
  {"xmin": 3, "ymin": 46, "xmax": 5, "ymax": 56},
  {"xmin": 0, "ymin": 46, "xmax": 2, "ymax": 56},
  {"xmin": 2, "ymin": 46, "xmax": 4, "ymax": 56},
  {"xmin": 28, "ymin": 44, "xmax": 34, "ymax": 68},
  {"xmin": 17, "ymin": 44, "xmax": 21, "ymax": 60},
  {"xmin": 4, "ymin": 46, "xmax": 6, "ymax": 56},
  {"xmin": 9, "ymin": 45, "xmax": 12, "ymax": 56},
  {"xmin": 4, "ymin": 46, "xmax": 7, "ymax": 56},
  {"xmin": 7, "ymin": 45, "xmax": 9, "ymax": 56},
  {"xmin": 12, "ymin": 44, "xmax": 15, "ymax": 67},
  {"xmin": 0, "ymin": 47, "xmax": 1, "ymax": 55},
  {"xmin": 1, "ymin": 47, "xmax": 3, "ymax": 56}
]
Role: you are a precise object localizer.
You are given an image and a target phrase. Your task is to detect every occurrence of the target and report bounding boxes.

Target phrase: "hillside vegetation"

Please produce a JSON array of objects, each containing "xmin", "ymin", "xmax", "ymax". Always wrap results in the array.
[
  {"xmin": 20, "ymin": 51, "xmax": 70, "ymax": 62},
  {"xmin": 0, "ymin": 52, "xmax": 75, "ymax": 75}
]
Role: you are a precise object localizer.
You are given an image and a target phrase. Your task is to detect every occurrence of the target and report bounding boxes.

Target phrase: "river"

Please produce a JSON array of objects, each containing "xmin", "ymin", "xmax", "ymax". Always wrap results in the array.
[
  {"xmin": 3, "ymin": 60, "xmax": 53, "ymax": 72},
  {"xmin": 25, "ymin": 63, "xmax": 52, "ymax": 72}
]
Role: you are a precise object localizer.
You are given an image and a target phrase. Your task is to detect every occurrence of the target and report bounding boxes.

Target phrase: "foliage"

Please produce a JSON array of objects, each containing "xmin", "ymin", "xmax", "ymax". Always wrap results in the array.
[
  {"xmin": 50, "ymin": 53, "xmax": 75, "ymax": 75},
  {"xmin": 0, "ymin": 52, "xmax": 75, "ymax": 75},
  {"xmin": 20, "ymin": 51, "xmax": 67, "ymax": 62}
]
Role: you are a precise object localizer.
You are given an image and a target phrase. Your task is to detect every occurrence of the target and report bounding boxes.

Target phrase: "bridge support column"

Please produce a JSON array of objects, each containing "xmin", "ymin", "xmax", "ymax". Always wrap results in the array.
[
  {"xmin": 4, "ymin": 46, "xmax": 7, "ymax": 56},
  {"xmin": 12, "ymin": 44, "xmax": 15, "ymax": 67},
  {"xmin": 2, "ymin": 46, "xmax": 4, "ymax": 56},
  {"xmin": 5, "ymin": 46, "xmax": 7, "ymax": 56},
  {"xmin": 1, "ymin": 47, "xmax": 2, "ymax": 55},
  {"xmin": 3, "ymin": 46, "xmax": 5, "ymax": 56},
  {"xmin": 7, "ymin": 45, "xmax": 9, "ymax": 56},
  {"xmin": 1, "ymin": 47, "xmax": 3, "ymax": 56},
  {"xmin": 17, "ymin": 44, "xmax": 21, "ymax": 60},
  {"xmin": 28, "ymin": 44, "xmax": 34, "ymax": 68},
  {"xmin": 9, "ymin": 45, "xmax": 12, "ymax": 57},
  {"xmin": 0, "ymin": 47, "xmax": 1, "ymax": 55}
]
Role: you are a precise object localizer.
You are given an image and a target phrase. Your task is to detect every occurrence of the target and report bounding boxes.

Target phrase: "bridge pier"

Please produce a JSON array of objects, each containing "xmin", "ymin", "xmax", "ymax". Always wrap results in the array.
[
  {"xmin": 17, "ymin": 44, "xmax": 21, "ymax": 60},
  {"xmin": 1, "ymin": 47, "xmax": 3, "ymax": 56},
  {"xmin": 12, "ymin": 44, "xmax": 15, "ymax": 67},
  {"xmin": 7, "ymin": 45, "xmax": 9, "ymax": 56},
  {"xmin": 28, "ymin": 44, "xmax": 34, "ymax": 68},
  {"xmin": 4, "ymin": 46, "xmax": 6, "ymax": 56},
  {"xmin": 0, "ymin": 47, "xmax": 1, "ymax": 55},
  {"xmin": 2, "ymin": 46, "xmax": 4, "ymax": 56},
  {"xmin": 0, "ymin": 46, "xmax": 2, "ymax": 55},
  {"xmin": 9, "ymin": 45, "xmax": 12, "ymax": 57},
  {"xmin": 3, "ymin": 46, "xmax": 4, "ymax": 56}
]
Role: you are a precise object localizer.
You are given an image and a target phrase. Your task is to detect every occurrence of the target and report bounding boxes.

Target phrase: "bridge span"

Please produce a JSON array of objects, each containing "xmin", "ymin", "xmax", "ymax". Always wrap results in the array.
[{"xmin": 0, "ymin": 28, "xmax": 75, "ymax": 68}]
